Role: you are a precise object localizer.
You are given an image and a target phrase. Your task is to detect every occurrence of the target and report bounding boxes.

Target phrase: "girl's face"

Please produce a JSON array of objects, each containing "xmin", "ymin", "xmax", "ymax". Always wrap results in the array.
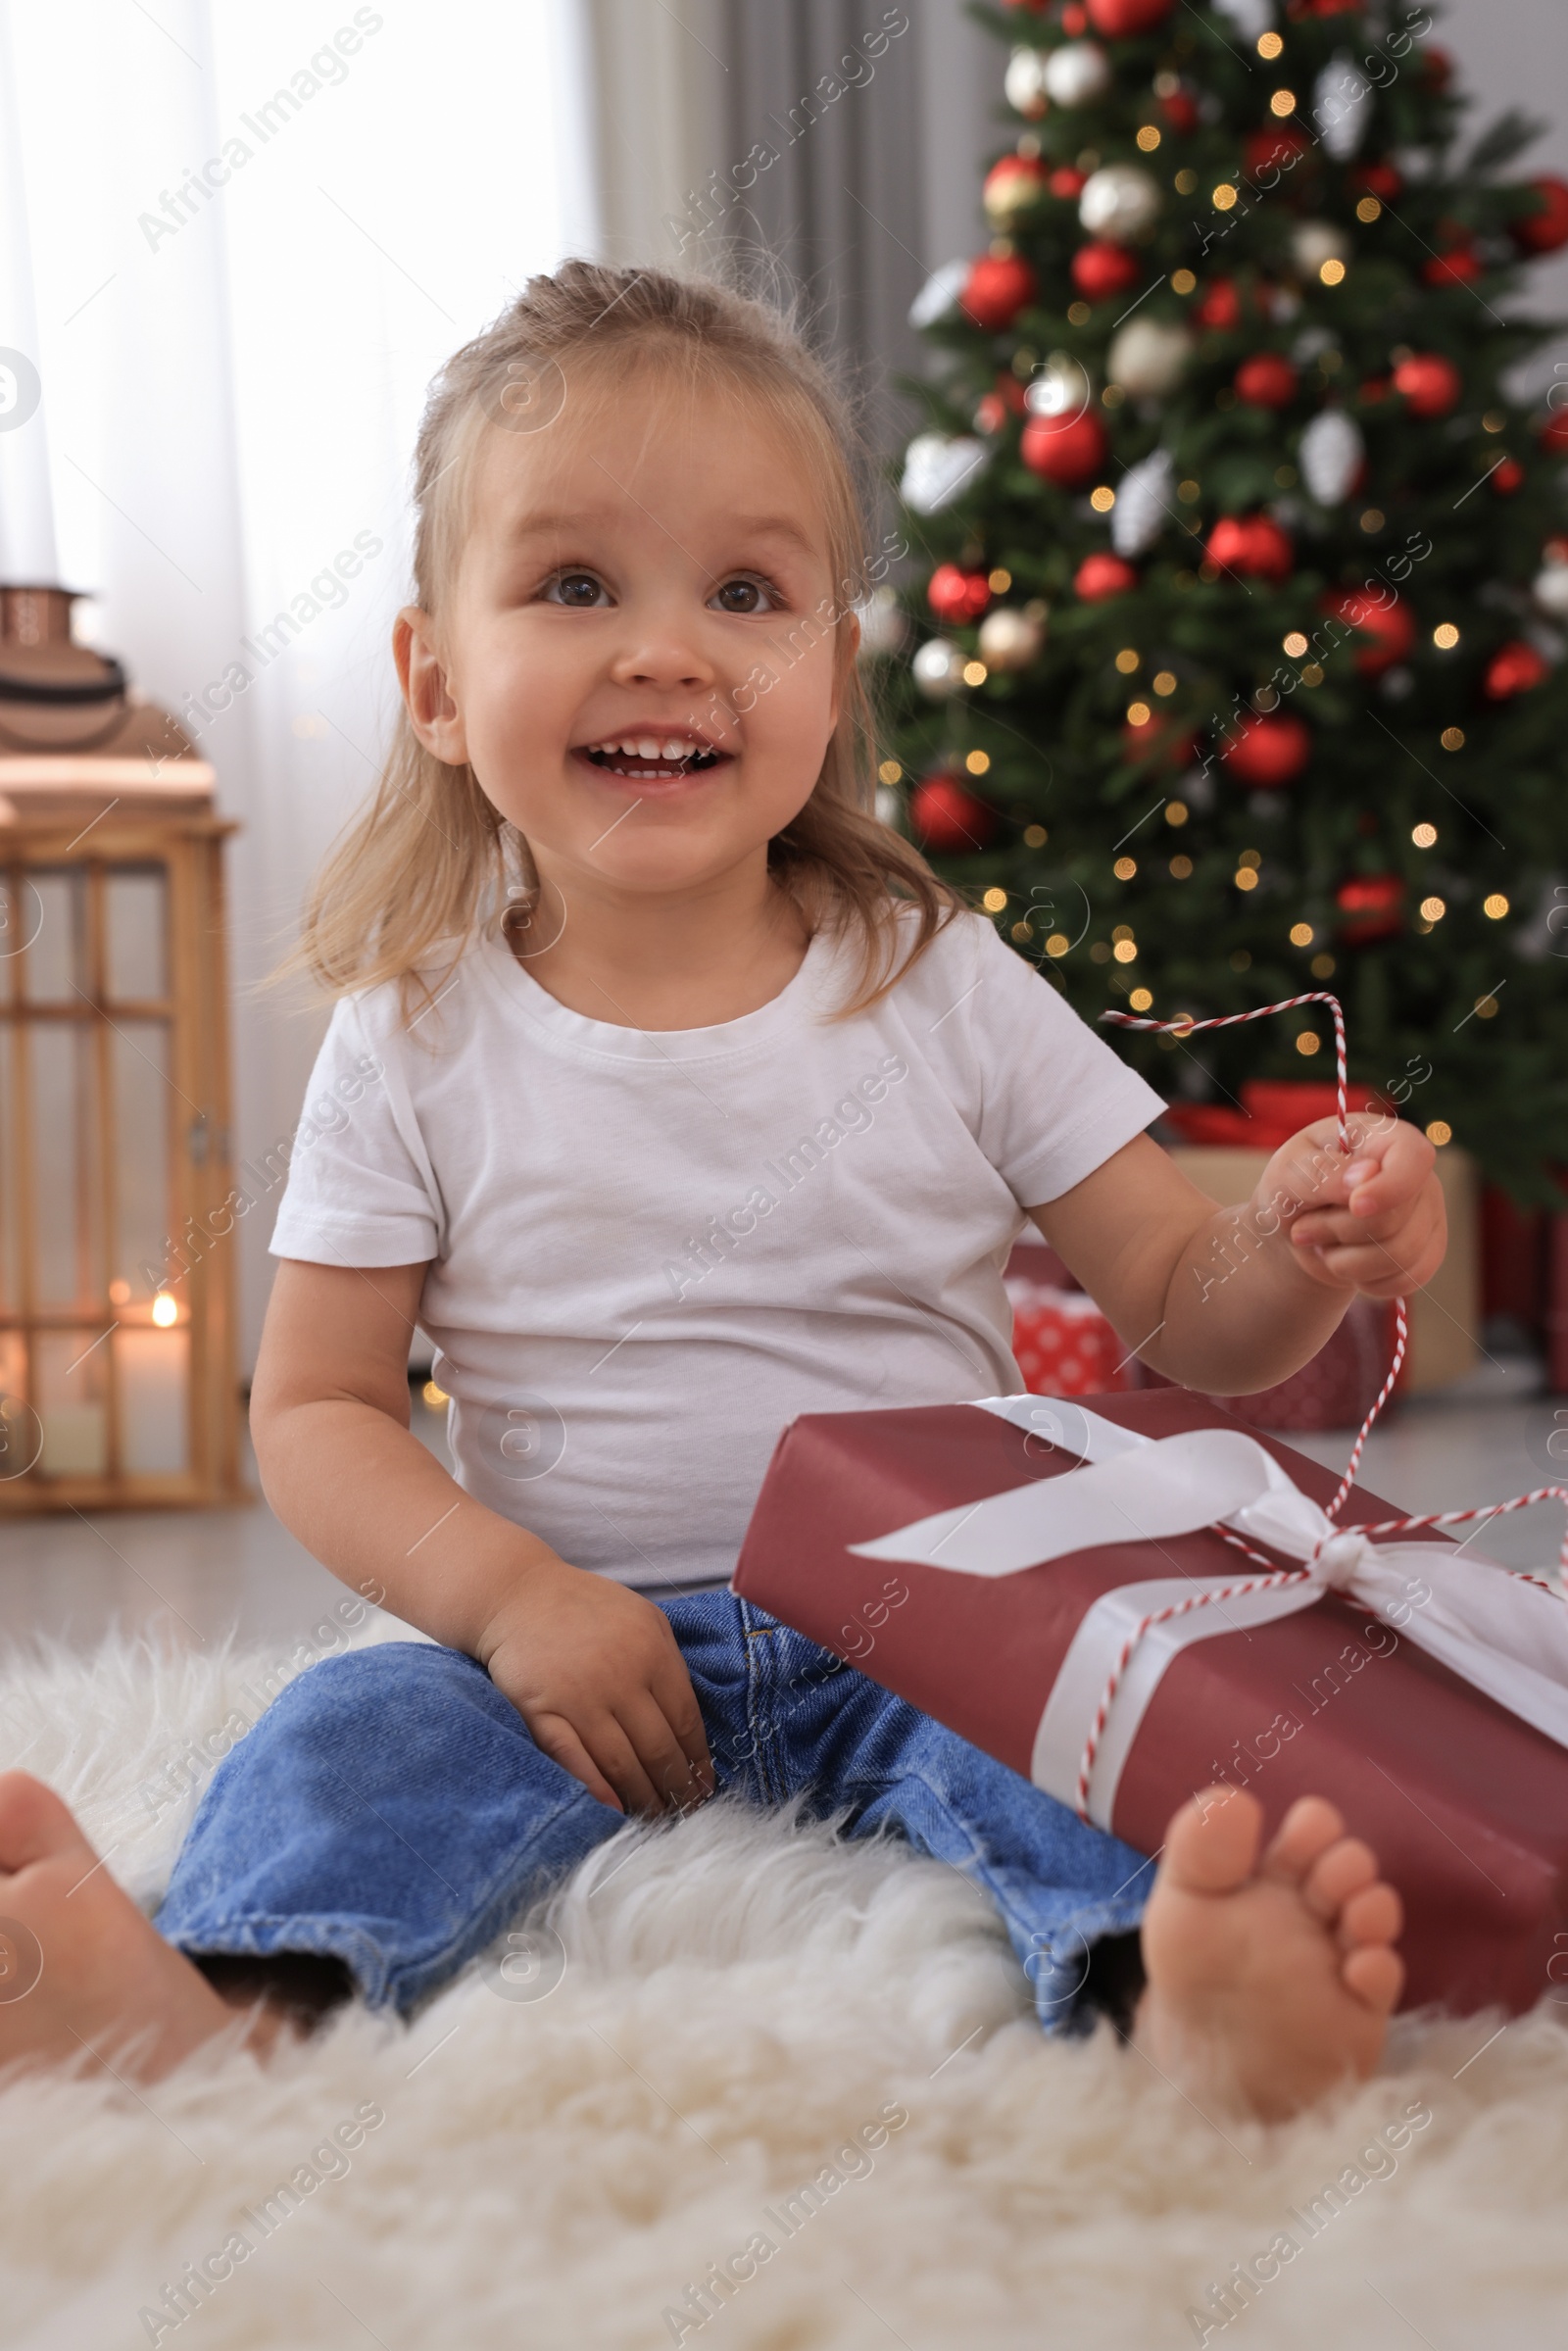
[{"xmin": 399, "ymin": 366, "xmax": 856, "ymax": 905}]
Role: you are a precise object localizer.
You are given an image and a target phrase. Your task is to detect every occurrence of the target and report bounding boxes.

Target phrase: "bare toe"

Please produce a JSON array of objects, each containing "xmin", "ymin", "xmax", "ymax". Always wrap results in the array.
[
  {"xmin": 1339, "ymin": 1881, "xmax": 1402, "ymax": 1951},
  {"xmin": 1343, "ymin": 1940, "xmax": 1404, "ymax": 2015},
  {"xmin": 0, "ymin": 1771, "xmax": 93, "ymax": 1870},
  {"xmin": 1261, "ymin": 1794, "xmax": 1346, "ymax": 1884},
  {"xmin": 1301, "ymin": 1835, "xmax": 1380, "ymax": 1921},
  {"xmin": 1163, "ymin": 1787, "xmax": 1263, "ymax": 1892}
]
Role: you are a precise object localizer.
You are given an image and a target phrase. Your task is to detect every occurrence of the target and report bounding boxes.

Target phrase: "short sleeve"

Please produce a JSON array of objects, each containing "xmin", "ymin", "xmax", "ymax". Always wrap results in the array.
[
  {"xmin": 956, "ymin": 919, "xmax": 1166, "ymax": 1205},
  {"xmin": 268, "ymin": 995, "xmax": 443, "ymax": 1267}
]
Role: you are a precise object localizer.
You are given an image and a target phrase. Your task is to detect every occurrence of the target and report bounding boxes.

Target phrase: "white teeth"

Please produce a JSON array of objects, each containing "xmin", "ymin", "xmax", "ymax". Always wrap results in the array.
[{"xmin": 586, "ymin": 733, "xmax": 713, "ymax": 761}]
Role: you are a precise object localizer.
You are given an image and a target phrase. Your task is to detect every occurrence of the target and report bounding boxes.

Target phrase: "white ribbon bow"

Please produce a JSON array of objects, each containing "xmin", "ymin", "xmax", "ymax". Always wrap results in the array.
[{"xmin": 848, "ymin": 1398, "xmax": 1568, "ymax": 1830}]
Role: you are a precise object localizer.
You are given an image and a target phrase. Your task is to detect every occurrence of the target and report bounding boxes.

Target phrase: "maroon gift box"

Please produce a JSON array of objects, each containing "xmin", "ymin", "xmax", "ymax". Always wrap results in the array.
[{"xmin": 733, "ymin": 1387, "xmax": 1568, "ymax": 2017}]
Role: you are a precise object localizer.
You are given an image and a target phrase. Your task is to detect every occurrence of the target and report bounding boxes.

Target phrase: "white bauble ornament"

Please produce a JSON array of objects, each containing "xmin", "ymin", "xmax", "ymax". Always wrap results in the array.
[
  {"xmin": 1043, "ymin": 41, "xmax": 1110, "ymax": 109},
  {"xmin": 1079, "ymin": 164, "xmax": 1161, "ymax": 243},
  {"xmin": 875, "ymin": 785, "xmax": 904, "ymax": 828},
  {"xmin": 912, "ymin": 638, "xmax": 968, "ymax": 699},
  {"xmin": 977, "ymin": 606, "xmax": 1046, "ymax": 672},
  {"xmin": 855, "ymin": 586, "xmax": 907, "ymax": 660},
  {"xmin": 1210, "ymin": 0, "xmax": 1273, "ymax": 37},
  {"xmin": 1314, "ymin": 54, "xmax": 1370, "ymax": 162},
  {"xmin": 907, "ymin": 259, "xmax": 967, "ymax": 330},
  {"xmin": 900, "ymin": 432, "xmax": 990, "ymax": 515},
  {"xmin": 1107, "ymin": 318, "xmax": 1190, "ymax": 399},
  {"xmin": 1004, "ymin": 46, "xmax": 1051, "ymax": 119},
  {"xmin": 1533, "ymin": 559, "xmax": 1568, "ymax": 621},
  {"xmin": 1292, "ymin": 220, "xmax": 1349, "ymax": 275},
  {"xmin": 1024, "ymin": 350, "xmax": 1093, "ymax": 422},
  {"xmin": 1111, "ymin": 449, "xmax": 1175, "ymax": 559},
  {"xmin": 1298, "ymin": 409, "xmax": 1364, "ymax": 506}
]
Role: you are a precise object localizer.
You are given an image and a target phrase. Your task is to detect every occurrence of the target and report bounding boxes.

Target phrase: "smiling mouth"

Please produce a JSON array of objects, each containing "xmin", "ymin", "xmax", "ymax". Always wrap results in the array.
[{"xmin": 577, "ymin": 741, "xmax": 728, "ymax": 781}]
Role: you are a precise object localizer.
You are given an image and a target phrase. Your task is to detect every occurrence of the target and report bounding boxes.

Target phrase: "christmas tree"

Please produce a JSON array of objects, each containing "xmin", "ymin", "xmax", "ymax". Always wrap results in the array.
[{"xmin": 873, "ymin": 0, "xmax": 1568, "ymax": 1199}]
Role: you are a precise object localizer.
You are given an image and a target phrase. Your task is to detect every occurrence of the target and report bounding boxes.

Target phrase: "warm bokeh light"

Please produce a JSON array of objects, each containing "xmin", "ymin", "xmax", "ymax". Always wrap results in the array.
[
  {"xmin": 965, "ymin": 749, "xmax": 991, "ymax": 774},
  {"xmin": 962, "ymin": 660, "xmax": 987, "ymax": 686},
  {"xmin": 1129, "ymin": 988, "xmax": 1153, "ymax": 1010},
  {"xmin": 1483, "ymin": 894, "xmax": 1509, "ymax": 919},
  {"xmin": 1420, "ymin": 896, "xmax": 1446, "ymax": 921},
  {"xmin": 1290, "ymin": 922, "xmax": 1313, "ymax": 946},
  {"xmin": 1426, "ymin": 1121, "xmax": 1452, "ymax": 1147},
  {"xmin": 1113, "ymin": 856, "xmax": 1137, "ymax": 879},
  {"xmin": 1411, "ymin": 822, "xmax": 1438, "ymax": 847},
  {"xmin": 1283, "ymin": 632, "xmax": 1309, "ymax": 658},
  {"xmin": 1433, "ymin": 622, "xmax": 1459, "ymax": 648},
  {"xmin": 1296, "ymin": 1031, "xmax": 1321, "ymax": 1056},
  {"xmin": 983, "ymin": 887, "xmax": 1007, "ymax": 911},
  {"xmin": 151, "ymin": 1293, "xmax": 178, "ymax": 1328}
]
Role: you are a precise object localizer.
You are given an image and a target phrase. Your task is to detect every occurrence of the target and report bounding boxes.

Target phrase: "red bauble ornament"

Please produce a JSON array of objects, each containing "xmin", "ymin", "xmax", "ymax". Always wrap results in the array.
[
  {"xmin": 1514, "ymin": 174, "xmax": 1568, "ymax": 256},
  {"xmin": 1002, "ymin": 0, "xmax": 1049, "ymax": 9},
  {"xmin": 960, "ymin": 253, "xmax": 1037, "ymax": 332},
  {"xmin": 1352, "ymin": 161, "xmax": 1403, "ymax": 202},
  {"xmin": 1159, "ymin": 87, "xmax": 1200, "ymax": 135},
  {"xmin": 1061, "ymin": 0, "xmax": 1089, "ymax": 27},
  {"xmin": 1074, "ymin": 553, "xmax": 1139, "ymax": 601},
  {"xmin": 1123, "ymin": 710, "xmax": 1196, "ymax": 768},
  {"xmin": 974, "ymin": 373, "xmax": 1028, "ymax": 434},
  {"xmin": 1424, "ymin": 247, "xmax": 1482, "ymax": 287},
  {"xmin": 1421, "ymin": 43, "xmax": 1454, "ymax": 91},
  {"xmin": 909, "ymin": 772, "xmax": 996, "ymax": 852},
  {"xmin": 1246, "ymin": 125, "xmax": 1310, "ymax": 177},
  {"xmin": 1393, "ymin": 354, "xmax": 1461, "ymax": 417},
  {"xmin": 927, "ymin": 564, "xmax": 993, "ymax": 625},
  {"xmin": 1194, "ymin": 277, "xmax": 1242, "ymax": 330},
  {"xmin": 1221, "ymin": 711, "xmax": 1311, "ymax": 789},
  {"xmin": 1049, "ymin": 165, "xmax": 1088, "ymax": 199},
  {"xmin": 1236, "ymin": 353, "xmax": 1298, "ymax": 409},
  {"xmin": 1086, "ymin": 0, "xmax": 1174, "ymax": 30},
  {"xmin": 1493, "ymin": 458, "xmax": 1525, "ymax": 495},
  {"xmin": 1021, "ymin": 408, "xmax": 1108, "ymax": 487},
  {"xmin": 984, "ymin": 155, "xmax": 1049, "ymax": 220},
  {"xmin": 1320, "ymin": 588, "xmax": 1416, "ymax": 674},
  {"xmin": 1540, "ymin": 410, "xmax": 1568, "ymax": 458},
  {"xmin": 1071, "ymin": 241, "xmax": 1142, "ymax": 302},
  {"xmin": 1336, "ymin": 875, "xmax": 1404, "ymax": 945},
  {"xmin": 1484, "ymin": 640, "xmax": 1548, "ymax": 699},
  {"xmin": 1206, "ymin": 513, "xmax": 1294, "ymax": 584}
]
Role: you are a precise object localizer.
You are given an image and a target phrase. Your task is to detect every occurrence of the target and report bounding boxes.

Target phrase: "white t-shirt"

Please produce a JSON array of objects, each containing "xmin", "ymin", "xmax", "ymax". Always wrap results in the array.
[{"xmin": 270, "ymin": 909, "xmax": 1163, "ymax": 1592}]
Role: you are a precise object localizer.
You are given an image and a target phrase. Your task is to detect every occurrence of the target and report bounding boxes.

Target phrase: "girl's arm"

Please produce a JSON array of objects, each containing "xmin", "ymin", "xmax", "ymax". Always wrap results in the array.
[
  {"xmin": 248, "ymin": 1260, "xmax": 712, "ymax": 1817},
  {"xmin": 1028, "ymin": 1113, "xmax": 1445, "ymax": 1394}
]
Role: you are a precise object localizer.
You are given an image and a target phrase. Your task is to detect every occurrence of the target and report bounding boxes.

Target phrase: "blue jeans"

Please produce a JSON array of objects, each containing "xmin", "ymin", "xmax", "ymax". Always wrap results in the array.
[{"xmin": 155, "ymin": 1593, "xmax": 1153, "ymax": 2029}]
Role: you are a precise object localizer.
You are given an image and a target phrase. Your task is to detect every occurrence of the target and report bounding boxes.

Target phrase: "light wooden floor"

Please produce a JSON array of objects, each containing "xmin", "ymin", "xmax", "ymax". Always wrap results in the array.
[{"xmin": 0, "ymin": 1362, "xmax": 1560, "ymax": 1655}]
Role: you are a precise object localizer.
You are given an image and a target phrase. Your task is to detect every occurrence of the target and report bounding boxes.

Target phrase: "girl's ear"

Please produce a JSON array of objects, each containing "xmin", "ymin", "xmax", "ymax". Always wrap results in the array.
[
  {"xmin": 826, "ymin": 609, "xmax": 860, "ymax": 738},
  {"xmin": 394, "ymin": 606, "xmax": 468, "ymax": 764}
]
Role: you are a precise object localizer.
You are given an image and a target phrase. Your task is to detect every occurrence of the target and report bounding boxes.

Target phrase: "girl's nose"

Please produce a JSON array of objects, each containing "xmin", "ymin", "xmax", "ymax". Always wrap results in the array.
[{"xmin": 609, "ymin": 615, "xmax": 715, "ymax": 692}]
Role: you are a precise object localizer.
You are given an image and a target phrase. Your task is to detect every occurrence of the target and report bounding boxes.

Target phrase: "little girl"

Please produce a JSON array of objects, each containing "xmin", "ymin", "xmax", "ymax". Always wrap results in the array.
[{"xmin": 0, "ymin": 263, "xmax": 1445, "ymax": 2117}]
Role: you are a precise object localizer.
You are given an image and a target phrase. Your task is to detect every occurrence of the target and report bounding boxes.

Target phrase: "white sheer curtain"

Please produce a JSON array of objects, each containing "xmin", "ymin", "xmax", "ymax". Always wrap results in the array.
[{"xmin": 2, "ymin": 0, "xmax": 601, "ymax": 1363}]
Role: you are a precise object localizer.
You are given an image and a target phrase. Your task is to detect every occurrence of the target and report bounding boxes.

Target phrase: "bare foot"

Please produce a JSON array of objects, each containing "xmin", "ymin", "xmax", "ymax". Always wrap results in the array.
[
  {"xmin": 1134, "ymin": 1786, "xmax": 1404, "ymax": 2122},
  {"xmin": 0, "ymin": 1771, "xmax": 263, "ymax": 2082}
]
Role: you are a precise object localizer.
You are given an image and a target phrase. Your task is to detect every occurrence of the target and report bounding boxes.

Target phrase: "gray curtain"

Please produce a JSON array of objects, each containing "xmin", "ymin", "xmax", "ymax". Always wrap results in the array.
[{"xmin": 587, "ymin": 0, "xmax": 1001, "ymax": 454}]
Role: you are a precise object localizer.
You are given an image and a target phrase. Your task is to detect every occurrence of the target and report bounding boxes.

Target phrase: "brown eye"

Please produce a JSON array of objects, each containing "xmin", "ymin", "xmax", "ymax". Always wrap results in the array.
[
  {"xmin": 710, "ymin": 576, "xmax": 775, "ymax": 614},
  {"xmin": 546, "ymin": 571, "xmax": 606, "ymax": 608}
]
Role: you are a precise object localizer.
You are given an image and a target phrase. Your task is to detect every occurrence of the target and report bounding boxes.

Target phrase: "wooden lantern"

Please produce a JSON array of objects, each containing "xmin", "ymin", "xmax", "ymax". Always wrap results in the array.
[{"xmin": 0, "ymin": 587, "xmax": 245, "ymax": 1508}]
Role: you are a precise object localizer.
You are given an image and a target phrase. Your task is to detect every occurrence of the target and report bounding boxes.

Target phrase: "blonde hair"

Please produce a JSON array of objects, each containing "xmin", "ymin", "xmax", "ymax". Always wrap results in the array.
[{"xmin": 291, "ymin": 260, "xmax": 964, "ymax": 1022}]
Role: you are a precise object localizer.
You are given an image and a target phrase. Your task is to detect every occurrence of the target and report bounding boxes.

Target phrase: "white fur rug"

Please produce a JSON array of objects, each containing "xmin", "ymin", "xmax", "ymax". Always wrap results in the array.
[{"xmin": 1, "ymin": 1629, "xmax": 1566, "ymax": 2351}]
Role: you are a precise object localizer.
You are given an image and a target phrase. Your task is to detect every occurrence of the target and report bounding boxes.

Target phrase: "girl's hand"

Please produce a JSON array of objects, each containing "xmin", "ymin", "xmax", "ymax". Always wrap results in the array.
[
  {"xmin": 1258, "ymin": 1114, "xmax": 1446, "ymax": 1299},
  {"xmin": 479, "ymin": 1561, "xmax": 714, "ymax": 1817}
]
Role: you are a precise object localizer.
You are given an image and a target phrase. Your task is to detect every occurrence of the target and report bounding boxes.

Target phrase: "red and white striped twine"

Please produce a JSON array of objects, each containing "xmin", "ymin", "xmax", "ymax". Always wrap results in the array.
[
  {"xmin": 1099, "ymin": 990, "xmax": 1399, "ymax": 1508},
  {"xmin": 1063, "ymin": 994, "xmax": 1565, "ymax": 1823}
]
